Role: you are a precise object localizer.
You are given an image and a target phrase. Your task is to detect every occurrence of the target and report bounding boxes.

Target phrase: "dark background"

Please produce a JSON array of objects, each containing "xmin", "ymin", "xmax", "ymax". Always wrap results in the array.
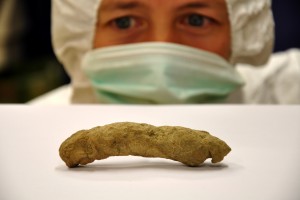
[
  {"xmin": 0, "ymin": 0, "xmax": 299, "ymax": 103},
  {"xmin": 272, "ymin": 0, "xmax": 300, "ymax": 52}
]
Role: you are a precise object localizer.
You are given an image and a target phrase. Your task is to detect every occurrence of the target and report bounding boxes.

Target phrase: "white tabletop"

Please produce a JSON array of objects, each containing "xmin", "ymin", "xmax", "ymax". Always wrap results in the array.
[{"xmin": 0, "ymin": 105, "xmax": 299, "ymax": 200}]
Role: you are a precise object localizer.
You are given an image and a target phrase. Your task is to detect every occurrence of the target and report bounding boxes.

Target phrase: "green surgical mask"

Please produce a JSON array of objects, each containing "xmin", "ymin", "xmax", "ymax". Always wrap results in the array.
[{"xmin": 81, "ymin": 42, "xmax": 244, "ymax": 104}]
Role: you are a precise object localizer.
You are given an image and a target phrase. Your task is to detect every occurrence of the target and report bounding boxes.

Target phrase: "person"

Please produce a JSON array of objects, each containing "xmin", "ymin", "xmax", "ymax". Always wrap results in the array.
[{"xmin": 29, "ymin": 0, "xmax": 300, "ymax": 104}]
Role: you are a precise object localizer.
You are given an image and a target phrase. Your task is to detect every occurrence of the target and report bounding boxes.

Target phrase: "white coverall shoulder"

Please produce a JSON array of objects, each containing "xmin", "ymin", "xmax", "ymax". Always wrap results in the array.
[{"xmin": 237, "ymin": 49, "xmax": 300, "ymax": 104}]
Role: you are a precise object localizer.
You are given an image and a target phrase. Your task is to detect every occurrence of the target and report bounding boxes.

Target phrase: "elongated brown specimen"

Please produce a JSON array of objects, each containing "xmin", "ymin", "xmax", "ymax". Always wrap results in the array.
[{"xmin": 59, "ymin": 122, "xmax": 231, "ymax": 168}]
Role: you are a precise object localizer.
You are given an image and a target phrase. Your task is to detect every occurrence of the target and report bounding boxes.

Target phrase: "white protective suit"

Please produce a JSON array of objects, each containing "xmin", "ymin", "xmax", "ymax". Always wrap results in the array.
[{"xmin": 29, "ymin": 0, "xmax": 300, "ymax": 104}]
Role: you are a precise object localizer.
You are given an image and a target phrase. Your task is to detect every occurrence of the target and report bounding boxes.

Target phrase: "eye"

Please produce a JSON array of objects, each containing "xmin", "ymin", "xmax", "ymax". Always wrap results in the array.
[
  {"xmin": 187, "ymin": 14, "xmax": 205, "ymax": 27},
  {"xmin": 114, "ymin": 16, "xmax": 134, "ymax": 29},
  {"xmin": 177, "ymin": 13, "xmax": 216, "ymax": 35}
]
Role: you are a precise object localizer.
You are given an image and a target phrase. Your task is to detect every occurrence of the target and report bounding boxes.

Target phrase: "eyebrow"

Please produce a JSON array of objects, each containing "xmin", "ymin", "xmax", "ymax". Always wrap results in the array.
[
  {"xmin": 101, "ymin": 1, "xmax": 146, "ymax": 11},
  {"xmin": 177, "ymin": 2, "xmax": 210, "ymax": 10}
]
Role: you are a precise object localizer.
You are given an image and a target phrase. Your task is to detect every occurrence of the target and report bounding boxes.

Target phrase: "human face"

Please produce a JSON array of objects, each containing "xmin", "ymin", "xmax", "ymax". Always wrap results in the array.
[{"xmin": 94, "ymin": 0, "xmax": 231, "ymax": 60}]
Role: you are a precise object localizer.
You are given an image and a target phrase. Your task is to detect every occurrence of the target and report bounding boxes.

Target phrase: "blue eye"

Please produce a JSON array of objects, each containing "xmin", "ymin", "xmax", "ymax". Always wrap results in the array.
[
  {"xmin": 187, "ymin": 14, "xmax": 205, "ymax": 27},
  {"xmin": 115, "ymin": 17, "xmax": 132, "ymax": 29}
]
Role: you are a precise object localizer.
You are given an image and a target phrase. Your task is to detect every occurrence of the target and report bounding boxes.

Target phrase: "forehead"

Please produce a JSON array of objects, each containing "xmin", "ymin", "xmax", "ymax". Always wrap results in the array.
[{"xmin": 100, "ymin": 0, "xmax": 228, "ymax": 11}]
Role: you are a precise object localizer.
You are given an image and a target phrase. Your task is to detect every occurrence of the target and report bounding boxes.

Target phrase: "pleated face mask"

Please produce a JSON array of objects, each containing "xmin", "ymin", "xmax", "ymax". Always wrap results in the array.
[{"xmin": 81, "ymin": 42, "xmax": 244, "ymax": 104}]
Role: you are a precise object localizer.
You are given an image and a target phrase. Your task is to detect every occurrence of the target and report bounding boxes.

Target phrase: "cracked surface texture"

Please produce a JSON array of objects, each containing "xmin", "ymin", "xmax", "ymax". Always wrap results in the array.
[{"xmin": 59, "ymin": 122, "xmax": 231, "ymax": 168}]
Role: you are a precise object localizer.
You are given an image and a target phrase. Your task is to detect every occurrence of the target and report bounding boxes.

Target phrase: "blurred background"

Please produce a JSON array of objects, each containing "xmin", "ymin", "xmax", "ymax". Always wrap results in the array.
[
  {"xmin": 0, "ymin": 0, "xmax": 300, "ymax": 103},
  {"xmin": 0, "ymin": 0, "xmax": 69, "ymax": 103}
]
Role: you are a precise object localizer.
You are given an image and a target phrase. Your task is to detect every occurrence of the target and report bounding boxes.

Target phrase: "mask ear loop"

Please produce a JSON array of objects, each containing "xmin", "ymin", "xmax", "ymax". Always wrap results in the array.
[
  {"xmin": 81, "ymin": 0, "xmax": 104, "ymax": 74},
  {"xmin": 224, "ymin": 0, "xmax": 236, "ymax": 66},
  {"xmin": 91, "ymin": 0, "xmax": 104, "ymax": 50}
]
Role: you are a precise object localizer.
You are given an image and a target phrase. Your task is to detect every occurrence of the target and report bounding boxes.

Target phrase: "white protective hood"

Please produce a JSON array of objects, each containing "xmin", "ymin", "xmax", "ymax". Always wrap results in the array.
[{"xmin": 51, "ymin": 0, "xmax": 274, "ymax": 103}]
